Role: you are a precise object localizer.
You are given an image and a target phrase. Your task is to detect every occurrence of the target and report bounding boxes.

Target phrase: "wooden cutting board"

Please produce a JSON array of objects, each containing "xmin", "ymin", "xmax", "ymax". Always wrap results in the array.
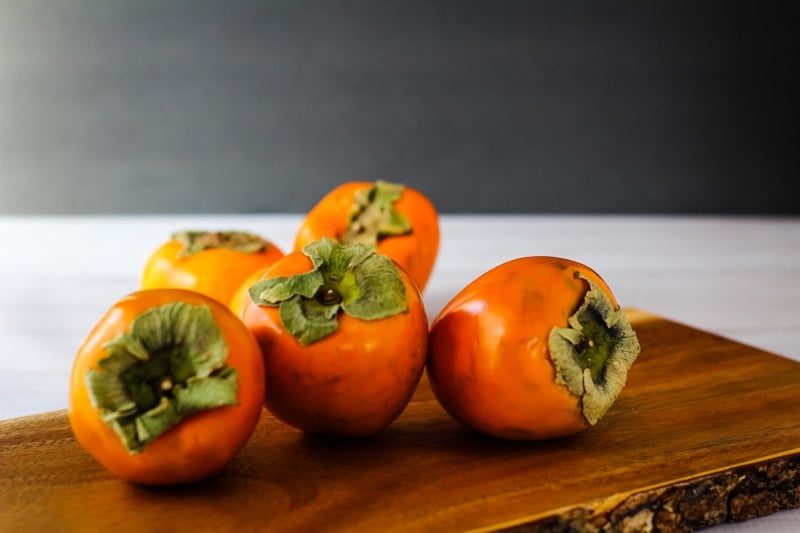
[{"xmin": 2, "ymin": 311, "xmax": 800, "ymax": 532}]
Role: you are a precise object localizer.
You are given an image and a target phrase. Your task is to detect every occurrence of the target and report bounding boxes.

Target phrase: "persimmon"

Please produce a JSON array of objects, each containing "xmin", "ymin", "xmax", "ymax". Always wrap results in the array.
[
  {"xmin": 68, "ymin": 289, "xmax": 265, "ymax": 485},
  {"xmin": 239, "ymin": 238, "xmax": 429, "ymax": 437},
  {"xmin": 229, "ymin": 265, "xmax": 271, "ymax": 316},
  {"xmin": 426, "ymin": 256, "xmax": 640, "ymax": 440},
  {"xmin": 141, "ymin": 230, "xmax": 284, "ymax": 306},
  {"xmin": 293, "ymin": 180, "xmax": 440, "ymax": 292}
]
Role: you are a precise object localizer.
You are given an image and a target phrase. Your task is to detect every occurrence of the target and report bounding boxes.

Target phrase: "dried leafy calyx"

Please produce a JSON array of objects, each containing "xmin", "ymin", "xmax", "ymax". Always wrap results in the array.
[
  {"xmin": 85, "ymin": 302, "xmax": 238, "ymax": 454},
  {"xmin": 342, "ymin": 180, "xmax": 412, "ymax": 246},
  {"xmin": 249, "ymin": 237, "xmax": 408, "ymax": 345},
  {"xmin": 548, "ymin": 274, "xmax": 641, "ymax": 425},
  {"xmin": 172, "ymin": 230, "xmax": 271, "ymax": 256}
]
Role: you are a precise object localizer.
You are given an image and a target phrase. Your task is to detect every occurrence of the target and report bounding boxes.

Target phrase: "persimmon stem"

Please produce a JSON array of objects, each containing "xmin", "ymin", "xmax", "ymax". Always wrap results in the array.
[
  {"xmin": 342, "ymin": 181, "xmax": 412, "ymax": 246},
  {"xmin": 549, "ymin": 274, "xmax": 641, "ymax": 425},
  {"xmin": 317, "ymin": 288, "xmax": 342, "ymax": 305},
  {"xmin": 249, "ymin": 238, "xmax": 408, "ymax": 345},
  {"xmin": 84, "ymin": 302, "xmax": 238, "ymax": 454},
  {"xmin": 172, "ymin": 230, "xmax": 271, "ymax": 256},
  {"xmin": 159, "ymin": 377, "xmax": 174, "ymax": 394}
]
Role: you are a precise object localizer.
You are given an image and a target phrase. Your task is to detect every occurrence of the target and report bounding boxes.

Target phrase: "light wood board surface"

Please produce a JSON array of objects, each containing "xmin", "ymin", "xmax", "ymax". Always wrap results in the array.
[{"xmin": 3, "ymin": 311, "xmax": 799, "ymax": 532}]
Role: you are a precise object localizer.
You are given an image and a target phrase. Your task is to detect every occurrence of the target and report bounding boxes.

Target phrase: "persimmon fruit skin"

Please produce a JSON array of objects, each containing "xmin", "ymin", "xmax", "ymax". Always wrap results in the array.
[
  {"xmin": 293, "ymin": 181, "xmax": 440, "ymax": 292},
  {"xmin": 239, "ymin": 250, "xmax": 429, "ymax": 437},
  {"xmin": 426, "ymin": 256, "xmax": 620, "ymax": 440},
  {"xmin": 141, "ymin": 236, "xmax": 285, "ymax": 307},
  {"xmin": 68, "ymin": 289, "xmax": 265, "ymax": 485}
]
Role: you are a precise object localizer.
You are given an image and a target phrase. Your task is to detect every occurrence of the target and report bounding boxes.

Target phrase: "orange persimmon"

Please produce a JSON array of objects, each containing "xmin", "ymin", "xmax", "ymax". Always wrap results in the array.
[
  {"xmin": 229, "ymin": 265, "xmax": 271, "ymax": 316},
  {"xmin": 239, "ymin": 238, "xmax": 429, "ymax": 437},
  {"xmin": 68, "ymin": 289, "xmax": 265, "ymax": 485},
  {"xmin": 293, "ymin": 180, "xmax": 439, "ymax": 292},
  {"xmin": 426, "ymin": 256, "xmax": 640, "ymax": 440},
  {"xmin": 141, "ymin": 230, "xmax": 284, "ymax": 307}
]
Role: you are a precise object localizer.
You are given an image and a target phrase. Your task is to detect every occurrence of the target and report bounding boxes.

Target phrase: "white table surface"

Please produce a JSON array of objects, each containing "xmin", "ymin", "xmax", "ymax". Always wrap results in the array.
[{"xmin": 2, "ymin": 214, "xmax": 799, "ymax": 532}]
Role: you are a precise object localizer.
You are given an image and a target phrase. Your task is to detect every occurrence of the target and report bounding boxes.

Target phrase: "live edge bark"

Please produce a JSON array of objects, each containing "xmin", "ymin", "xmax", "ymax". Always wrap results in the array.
[{"xmin": 502, "ymin": 454, "xmax": 800, "ymax": 533}]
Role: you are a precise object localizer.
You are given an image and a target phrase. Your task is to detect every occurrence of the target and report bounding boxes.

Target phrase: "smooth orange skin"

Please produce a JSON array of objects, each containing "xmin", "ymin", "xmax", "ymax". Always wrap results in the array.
[
  {"xmin": 141, "ymin": 237, "xmax": 285, "ymax": 306},
  {"xmin": 426, "ymin": 256, "xmax": 620, "ymax": 441},
  {"xmin": 293, "ymin": 181, "xmax": 440, "ymax": 292},
  {"xmin": 68, "ymin": 289, "xmax": 266, "ymax": 485},
  {"xmin": 239, "ymin": 250, "xmax": 429, "ymax": 437},
  {"xmin": 229, "ymin": 265, "xmax": 271, "ymax": 316}
]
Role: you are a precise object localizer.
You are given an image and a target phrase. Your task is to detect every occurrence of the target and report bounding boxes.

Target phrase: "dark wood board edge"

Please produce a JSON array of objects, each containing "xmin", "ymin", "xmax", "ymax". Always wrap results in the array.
[{"xmin": 494, "ymin": 452, "xmax": 800, "ymax": 532}]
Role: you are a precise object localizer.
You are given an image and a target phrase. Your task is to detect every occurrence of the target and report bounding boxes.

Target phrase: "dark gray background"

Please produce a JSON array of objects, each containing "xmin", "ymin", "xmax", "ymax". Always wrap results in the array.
[{"xmin": 1, "ymin": 1, "xmax": 795, "ymax": 215}]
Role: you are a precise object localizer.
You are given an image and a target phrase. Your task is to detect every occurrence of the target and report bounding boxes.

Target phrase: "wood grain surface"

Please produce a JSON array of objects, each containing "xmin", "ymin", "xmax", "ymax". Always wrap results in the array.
[{"xmin": 2, "ymin": 311, "xmax": 800, "ymax": 532}]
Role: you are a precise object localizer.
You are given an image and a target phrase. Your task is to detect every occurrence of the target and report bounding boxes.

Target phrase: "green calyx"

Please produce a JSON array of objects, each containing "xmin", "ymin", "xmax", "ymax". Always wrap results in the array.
[
  {"xmin": 172, "ymin": 230, "xmax": 271, "ymax": 256},
  {"xmin": 342, "ymin": 180, "xmax": 412, "ymax": 246},
  {"xmin": 548, "ymin": 274, "xmax": 641, "ymax": 425},
  {"xmin": 249, "ymin": 237, "xmax": 408, "ymax": 345},
  {"xmin": 84, "ymin": 302, "xmax": 238, "ymax": 454}
]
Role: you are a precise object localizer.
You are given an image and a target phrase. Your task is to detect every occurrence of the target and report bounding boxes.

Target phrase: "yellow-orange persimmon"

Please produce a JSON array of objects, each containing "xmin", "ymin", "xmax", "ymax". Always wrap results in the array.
[
  {"xmin": 69, "ymin": 289, "xmax": 265, "ymax": 485},
  {"xmin": 141, "ymin": 230, "xmax": 284, "ymax": 306},
  {"xmin": 294, "ymin": 180, "xmax": 439, "ymax": 292},
  {"xmin": 426, "ymin": 256, "xmax": 640, "ymax": 440},
  {"xmin": 239, "ymin": 238, "xmax": 429, "ymax": 437}
]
